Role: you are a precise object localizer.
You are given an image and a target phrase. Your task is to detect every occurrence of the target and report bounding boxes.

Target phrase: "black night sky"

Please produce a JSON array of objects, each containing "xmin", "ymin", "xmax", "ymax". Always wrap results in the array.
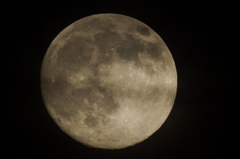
[{"xmin": 3, "ymin": 1, "xmax": 236, "ymax": 158}]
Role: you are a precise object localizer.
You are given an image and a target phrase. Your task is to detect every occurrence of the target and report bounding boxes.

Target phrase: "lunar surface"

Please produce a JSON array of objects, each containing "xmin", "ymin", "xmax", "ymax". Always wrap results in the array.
[{"xmin": 41, "ymin": 13, "xmax": 177, "ymax": 149}]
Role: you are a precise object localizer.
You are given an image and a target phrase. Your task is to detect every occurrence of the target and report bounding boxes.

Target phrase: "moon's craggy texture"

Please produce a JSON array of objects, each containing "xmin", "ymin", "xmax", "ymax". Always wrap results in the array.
[{"xmin": 41, "ymin": 14, "xmax": 177, "ymax": 149}]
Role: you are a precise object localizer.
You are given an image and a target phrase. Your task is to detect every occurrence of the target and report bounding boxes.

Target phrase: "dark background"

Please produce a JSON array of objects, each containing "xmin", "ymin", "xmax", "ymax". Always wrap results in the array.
[{"xmin": 3, "ymin": 1, "xmax": 236, "ymax": 158}]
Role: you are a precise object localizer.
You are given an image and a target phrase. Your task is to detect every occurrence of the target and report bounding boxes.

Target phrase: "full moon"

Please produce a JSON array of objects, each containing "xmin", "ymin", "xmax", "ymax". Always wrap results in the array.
[{"xmin": 41, "ymin": 13, "xmax": 177, "ymax": 149}]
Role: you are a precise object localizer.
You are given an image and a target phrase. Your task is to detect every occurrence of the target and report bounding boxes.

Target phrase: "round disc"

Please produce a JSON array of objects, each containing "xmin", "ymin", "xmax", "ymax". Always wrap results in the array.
[{"xmin": 41, "ymin": 13, "xmax": 177, "ymax": 149}]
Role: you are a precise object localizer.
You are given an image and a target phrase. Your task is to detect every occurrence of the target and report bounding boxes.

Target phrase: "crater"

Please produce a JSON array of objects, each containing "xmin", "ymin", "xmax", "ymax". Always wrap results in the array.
[
  {"xmin": 136, "ymin": 25, "xmax": 150, "ymax": 36},
  {"xmin": 57, "ymin": 117, "xmax": 61, "ymax": 123},
  {"xmin": 145, "ymin": 42, "xmax": 162, "ymax": 60}
]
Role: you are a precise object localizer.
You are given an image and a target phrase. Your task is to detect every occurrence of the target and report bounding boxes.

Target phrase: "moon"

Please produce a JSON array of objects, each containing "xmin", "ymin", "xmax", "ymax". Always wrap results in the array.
[{"xmin": 41, "ymin": 13, "xmax": 177, "ymax": 149}]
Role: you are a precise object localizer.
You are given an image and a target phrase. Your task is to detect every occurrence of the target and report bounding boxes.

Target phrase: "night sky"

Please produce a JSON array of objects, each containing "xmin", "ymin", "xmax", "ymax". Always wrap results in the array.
[{"xmin": 3, "ymin": 1, "xmax": 236, "ymax": 158}]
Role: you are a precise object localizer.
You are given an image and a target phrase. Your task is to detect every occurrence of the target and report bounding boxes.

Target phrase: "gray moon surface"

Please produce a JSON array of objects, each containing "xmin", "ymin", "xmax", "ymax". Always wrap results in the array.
[{"xmin": 41, "ymin": 13, "xmax": 177, "ymax": 149}]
